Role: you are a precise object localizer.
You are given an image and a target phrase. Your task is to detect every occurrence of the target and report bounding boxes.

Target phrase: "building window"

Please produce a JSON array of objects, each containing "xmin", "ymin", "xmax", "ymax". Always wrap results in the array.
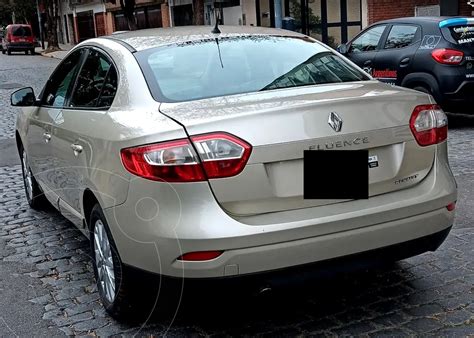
[{"xmin": 284, "ymin": 0, "xmax": 362, "ymax": 47}]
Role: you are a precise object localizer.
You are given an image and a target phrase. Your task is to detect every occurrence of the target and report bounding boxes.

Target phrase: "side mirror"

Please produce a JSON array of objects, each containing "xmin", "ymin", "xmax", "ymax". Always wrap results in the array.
[
  {"xmin": 337, "ymin": 43, "xmax": 349, "ymax": 55},
  {"xmin": 11, "ymin": 87, "xmax": 37, "ymax": 107}
]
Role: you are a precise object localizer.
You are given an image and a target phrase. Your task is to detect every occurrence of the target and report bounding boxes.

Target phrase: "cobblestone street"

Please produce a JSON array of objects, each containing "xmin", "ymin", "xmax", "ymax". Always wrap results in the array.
[{"xmin": 0, "ymin": 53, "xmax": 473, "ymax": 336}]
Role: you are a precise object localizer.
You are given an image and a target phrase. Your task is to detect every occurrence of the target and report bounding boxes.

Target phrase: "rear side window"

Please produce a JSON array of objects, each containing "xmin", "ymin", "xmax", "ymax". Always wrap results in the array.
[
  {"xmin": 448, "ymin": 25, "xmax": 474, "ymax": 45},
  {"xmin": 384, "ymin": 25, "xmax": 419, "ymax": 49},
  {"xmin": 69, "ymin": 49, "xmax": 118, "ymax": 108},
  {"xmin": 12, "ymin": 26, "xmax": 32, "ymax": 37},
  {"xmin": 137, "ymin": 36, "xmax": 370, "ymax": 102}
]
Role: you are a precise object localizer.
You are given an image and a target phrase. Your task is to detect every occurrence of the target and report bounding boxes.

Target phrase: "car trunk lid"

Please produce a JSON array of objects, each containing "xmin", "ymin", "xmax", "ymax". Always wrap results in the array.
[{"xmin": 160, "ymin": 81, "xmax": 436, "ymax": 216}]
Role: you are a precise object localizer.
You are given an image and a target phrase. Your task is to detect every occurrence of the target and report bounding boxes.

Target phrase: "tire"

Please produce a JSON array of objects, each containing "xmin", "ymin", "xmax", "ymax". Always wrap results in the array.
[
  {"xmin": 89, "ymin": 203, "xmax": 179, "ymax": 320},
  {"xmin": 90, "ymin": 204, "xmax": 135, "ymax": 319},
  {"xmin": 7, "ymin": 48, "xmax": 11, "ymax": 55},
  {"xmin": 20, "ymin": 148, "xmax": 48, "ymax": 210},
  {"xmin": 24, "ymin": 50, "xmax": 28, "ymax": 55},
  {"xmin": 30, "ymin": 49, "xmax": 35, "ymax": 55},
  {"xmin": 1, "ymin": 49, "xmax": 4, "ymax": 55}
]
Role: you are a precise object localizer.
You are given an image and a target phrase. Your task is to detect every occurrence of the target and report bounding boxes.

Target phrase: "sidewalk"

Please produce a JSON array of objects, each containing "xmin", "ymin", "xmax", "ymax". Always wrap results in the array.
[{"xmin": 35, "ymin": 43, "xmax": 73, "ymax": 60}]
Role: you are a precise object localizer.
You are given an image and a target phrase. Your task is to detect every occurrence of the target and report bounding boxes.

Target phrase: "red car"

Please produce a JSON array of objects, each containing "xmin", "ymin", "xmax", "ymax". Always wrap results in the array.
[{"xmin": 1, "ymin": 24, "xmax": 35, "ymax": 55}]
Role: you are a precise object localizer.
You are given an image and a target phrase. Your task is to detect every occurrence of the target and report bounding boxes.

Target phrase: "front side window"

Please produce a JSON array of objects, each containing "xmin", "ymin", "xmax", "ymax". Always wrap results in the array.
[
  {"xmin": 137, "ymin": 36, "xmax": 370, "ymax": 102},
  {"xmin": 350, "ymin": 25, "xmax": 386, "ymax": 53},
  {"xmin": 384, "ymin": 25, "xmax": 419, "ymax": 49},
  {"xmin": 42, "ymin": 50, "xmax": 84, "ymax": 107},
  {"xmin": 69, "ymin": 49, "xmax": 116, "ymax": 108}
]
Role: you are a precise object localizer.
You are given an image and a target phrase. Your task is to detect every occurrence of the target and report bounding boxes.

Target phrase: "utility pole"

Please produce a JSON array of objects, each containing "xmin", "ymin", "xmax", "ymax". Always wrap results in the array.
[{"xmin": 36, "ymin": 0, "xmax": 45, "ymax": 49}]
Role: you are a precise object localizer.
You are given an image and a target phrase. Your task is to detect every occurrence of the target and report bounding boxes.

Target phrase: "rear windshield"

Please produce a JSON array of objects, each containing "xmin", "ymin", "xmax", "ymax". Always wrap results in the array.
[
  {"xmin": 448, "ymin": 25, "xmax": 474, "ymax": 45},
  {"xmin": 137, "ymin": 36, "xmax": 370, "ymax": 102},
  {"xmin": 12, "ymin": 26, "xmax": 32, "ymax": 37}
]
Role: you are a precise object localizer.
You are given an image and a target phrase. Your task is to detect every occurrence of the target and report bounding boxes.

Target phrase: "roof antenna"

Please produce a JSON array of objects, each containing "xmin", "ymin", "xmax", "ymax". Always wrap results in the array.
[{"xmin": 212, "ymin": 1, "xmax": 221, "ymax": 34}]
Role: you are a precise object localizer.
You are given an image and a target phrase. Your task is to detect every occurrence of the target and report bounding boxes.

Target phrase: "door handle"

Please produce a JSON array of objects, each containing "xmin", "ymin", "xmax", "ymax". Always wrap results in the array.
[
  {"xmin": 400, "ymin": 57, "xmax": 410, "ymax": 66},
  {"xmin": 363, "ymin": 60, "xmax": 372, "ymax": 66},
  {"xmin": 43, "ymin": 132, "xmax": 51, "ymax": 143},
  {"xmin": 71, "ymin": 144, "xmax": 83, "ymax": 156}
]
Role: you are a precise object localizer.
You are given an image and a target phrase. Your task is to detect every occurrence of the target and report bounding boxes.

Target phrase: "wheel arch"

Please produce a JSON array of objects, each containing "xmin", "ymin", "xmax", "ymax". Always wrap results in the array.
[{"xmin": 401, "ymin": 72, "xmax": 441, "ymax": 101}]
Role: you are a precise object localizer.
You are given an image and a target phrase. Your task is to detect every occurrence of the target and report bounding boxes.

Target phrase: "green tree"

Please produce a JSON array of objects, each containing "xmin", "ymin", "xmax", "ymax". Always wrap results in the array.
[
  {"xmin": 0, "ymin": 0, "xmax": 13, "ymax": 26},
  {"xmin": 289, "ymin": 0, "xmax": 321, "ymax": 32},
  {"xmin": 12, "ymin": 0, "xmax": 36, "ymax": 23}
]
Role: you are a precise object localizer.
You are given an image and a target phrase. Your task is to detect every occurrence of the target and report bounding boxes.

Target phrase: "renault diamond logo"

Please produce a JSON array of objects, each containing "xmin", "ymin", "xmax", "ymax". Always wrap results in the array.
[
  {"xmin": 469, "ymin": 0, "xmax": 474, "ymax": 7},
  {"xmin": 328, "ymin": 112, "xmax": 343, "ymax": 132}
]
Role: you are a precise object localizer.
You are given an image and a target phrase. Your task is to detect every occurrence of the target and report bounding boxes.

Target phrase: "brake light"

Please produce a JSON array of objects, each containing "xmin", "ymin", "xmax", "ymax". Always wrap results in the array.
[
  {"xmin": 409, "ymin": 104, "xmax": 448, "ymax": 146},
  {"xmin": 431, "ymin": 49, "xmax": 464, "ymax": 65},
  {"xmin": 121, "ymin": 132, "xmax": 251, "ymax": 182}
]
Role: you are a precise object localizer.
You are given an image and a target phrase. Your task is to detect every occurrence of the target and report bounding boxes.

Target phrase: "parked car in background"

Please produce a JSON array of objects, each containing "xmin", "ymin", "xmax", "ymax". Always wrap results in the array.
[
  {"xmin": 1, "ymin": 24, "xmax": 35, "ymax": 55},
  {"xmin": 339, "ymin": 17, "xmax": 474, "ymax": 113},
  {"xmin": 0, "ymin": 28, "xmax": 4, "ymax": 51},
  {"xmin": 11, "ymin": 26, "xmax": 457, "ymax": 319}
]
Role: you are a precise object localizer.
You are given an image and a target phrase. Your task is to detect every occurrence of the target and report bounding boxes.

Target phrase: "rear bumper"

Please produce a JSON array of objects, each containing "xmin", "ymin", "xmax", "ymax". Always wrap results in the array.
[
  {"xmin": 104, "ymin": 145, "xmax": 456, "ymax": 278},
  {"xmin": 5, "ymin": 42, "xmax": 34, "ymax": 51},
  {"xmin": 125, "ymin": 225, "xmax": 452, "ymax": 290},
  {"xmin": 441, "ymin": 80, "xmax": 474, "ymax": 113}
]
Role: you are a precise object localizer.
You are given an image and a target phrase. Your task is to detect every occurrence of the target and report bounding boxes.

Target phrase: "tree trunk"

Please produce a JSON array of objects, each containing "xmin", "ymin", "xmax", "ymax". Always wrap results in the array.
[
  {"xmin": 119, "ymin": 0, "xmax": 137, "ymax": 30},
  {"xmin": 45, "ymin": 0, "xmax": 60, "ymax": 52},
  {"xmin": 193, "ymin": 0, "xmax": 204, "ymax": 25}
]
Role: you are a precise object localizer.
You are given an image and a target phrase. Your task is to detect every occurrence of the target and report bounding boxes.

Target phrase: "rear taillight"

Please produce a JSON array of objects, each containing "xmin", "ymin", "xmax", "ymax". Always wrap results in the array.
[
  {"xmin": 409, "ymin": 104, "xmax": 448, "ymax": 146},
  {"xmin": 191, "ymin": 132, "xmax": 251, "ymax": 179},
  {"xmin": 431, "ymin": 49, "xmax": 464, "ymax": 65},
  {"xmin": 121, "ymin": 132, "xmax": 251, "ymax": 182}
]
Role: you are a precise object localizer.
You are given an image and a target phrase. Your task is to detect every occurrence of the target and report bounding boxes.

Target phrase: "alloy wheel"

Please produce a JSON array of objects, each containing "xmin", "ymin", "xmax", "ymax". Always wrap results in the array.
[
  {"xmin": 94, "ymin": 219, "xmax": 116, "ymax": 303},
  {"xmin": 22, "ymin": 150, "xmax": 33, "ymax": 201}
]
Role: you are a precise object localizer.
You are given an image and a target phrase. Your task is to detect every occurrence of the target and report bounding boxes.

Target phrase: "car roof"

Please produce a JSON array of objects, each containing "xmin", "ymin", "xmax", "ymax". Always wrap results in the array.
[
  {"xmin": 376, "ymin": 16, "xmax": 460, "ymax": 25},
  {"xmin": 104, "ymin": 25, "xmax": 308, "ymax": 51}
]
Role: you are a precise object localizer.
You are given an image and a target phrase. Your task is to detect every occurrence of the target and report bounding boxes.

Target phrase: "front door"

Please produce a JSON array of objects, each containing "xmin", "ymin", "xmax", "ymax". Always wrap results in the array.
[
  {"xmin": 345, "ymin": 24, "xmax": 388, "ymax": 74},
  {"xmin": 30, "ymin": 49, "xmax": 86, "ymax": 205}
]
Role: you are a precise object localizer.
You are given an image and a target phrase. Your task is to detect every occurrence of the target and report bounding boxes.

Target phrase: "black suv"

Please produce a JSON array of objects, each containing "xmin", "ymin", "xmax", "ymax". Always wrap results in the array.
[{"xmin": 338, "ymin": 17, "xmax": 474, "ymax": 113}]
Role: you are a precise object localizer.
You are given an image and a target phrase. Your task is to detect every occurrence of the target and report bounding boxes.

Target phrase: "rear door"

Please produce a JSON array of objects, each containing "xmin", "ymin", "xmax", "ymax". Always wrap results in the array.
[
  {"xmin": 346, "ymin": 24, "xmax": 388, "ymax": 74},
  {"xmin": 373, "ymin": 24, "xmax": 421, "ymax": 86}
]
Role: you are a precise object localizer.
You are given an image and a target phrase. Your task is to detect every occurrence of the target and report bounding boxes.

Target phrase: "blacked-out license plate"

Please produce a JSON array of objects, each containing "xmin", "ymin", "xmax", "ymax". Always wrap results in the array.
[{"xmin": 304, "ymin": 150, "xmax": 369, "ymax": 199}]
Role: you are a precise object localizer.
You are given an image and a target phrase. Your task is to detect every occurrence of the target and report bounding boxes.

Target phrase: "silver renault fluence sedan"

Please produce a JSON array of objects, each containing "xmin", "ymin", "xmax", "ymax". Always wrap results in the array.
[{"xmin": 12, "ymin": 26, "xmax": 457, "ymax": 318}]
